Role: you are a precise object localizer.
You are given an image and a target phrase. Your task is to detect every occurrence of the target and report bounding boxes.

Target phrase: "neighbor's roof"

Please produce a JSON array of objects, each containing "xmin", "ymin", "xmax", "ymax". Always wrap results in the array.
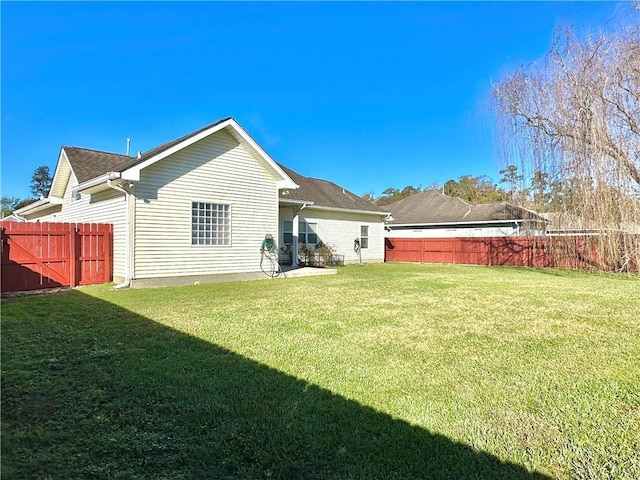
[
  {"xmin": 277, "ymin": 163, "xmax": 388, "ymax": 215},
  {"xmin": 385, "ymin": 190, "xmax": 542, "ymax": 225}
]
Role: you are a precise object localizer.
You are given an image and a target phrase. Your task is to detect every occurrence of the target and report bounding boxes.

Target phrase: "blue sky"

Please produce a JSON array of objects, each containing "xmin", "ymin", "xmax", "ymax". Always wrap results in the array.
[{"xmin": 1, "ymin": 1, "xmax": 625, "ymax": 201}]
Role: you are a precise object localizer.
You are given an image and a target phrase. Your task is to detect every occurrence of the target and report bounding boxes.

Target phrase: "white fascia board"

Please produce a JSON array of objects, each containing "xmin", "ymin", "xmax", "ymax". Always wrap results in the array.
[
  {"xmin": 50, "ymin": 149, "xmax": 70, "ymax": 193},
  {"xmin": 120, "ymin": 118, "xmax": 298, "ymax": 189},
  {"xmin": 226, "ymin": 118, "xmax": 297, "ymax": 189},
  {"xmin": 75, "ymin": 172, "xmax": 122, "ymax": 194},
  {"xmin": 48, "ymin": 149, "xmax": 76, "ymax": 199},
  {"xmin": 279, "ymin": 199, "xmax": 315, "ymax": 207},
  {"xmin": 388, "ymin": 219, "xmax": 526, "ymax": 228},
  {"xmin": 119, "ymin": 121, "xmax": 233, "ymax": 181},
  {"xmin": 15, "ymin": 198, "xmax": 50, "ymax": 214},
  {"xmin": 13, "ymin": 195, "xmax": 65, "ymax": 215},
  {"xmin": 305, "ymin": 204, "xmax": 390, "ymax": 217},
  {"xmin": 277, "ymin": 178, "xmax": 299, "ymax": 189},
  {"xmin": 14, "ymin": 198, "xmax": 51, "ymax": 215}
]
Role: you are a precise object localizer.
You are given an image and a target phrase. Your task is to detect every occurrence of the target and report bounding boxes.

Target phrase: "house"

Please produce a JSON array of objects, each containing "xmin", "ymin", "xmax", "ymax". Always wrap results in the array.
[
  {"xmin": 384, "ymin": 190, "xmax": 545, "ymax": 238},
  {"xmin": 15, "ymin": 118, "xmax": 388, "ymax": 287},
  {"xmin": 277, "ymin": 163, "xmax": 389, "ymax": 266}
]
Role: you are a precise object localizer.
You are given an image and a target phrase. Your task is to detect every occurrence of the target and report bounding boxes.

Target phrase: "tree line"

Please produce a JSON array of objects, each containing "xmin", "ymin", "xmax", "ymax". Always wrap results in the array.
[{"xmin": 363, "ymin": 166, "xmax": 563, "ymax": 209}]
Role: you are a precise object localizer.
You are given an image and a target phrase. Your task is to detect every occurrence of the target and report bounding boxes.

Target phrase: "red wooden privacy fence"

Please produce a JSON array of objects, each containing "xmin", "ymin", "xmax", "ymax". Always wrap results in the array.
[
  {"xmin": 384, "ymin": 236, "xmax": 626, "ymax": 270},
  {"xmin": 1, "ymin": 222, "xmax": 113, "ymax": 293}
]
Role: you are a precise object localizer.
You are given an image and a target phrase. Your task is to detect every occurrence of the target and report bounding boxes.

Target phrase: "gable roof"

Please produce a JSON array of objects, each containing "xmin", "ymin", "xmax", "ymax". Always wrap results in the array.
[
  {"xmin": 58, "ymin": 119, "xmax": 236, "ymax": 186},
  {"xmin": 277, "ymin": 163, "xmax": 388, "ymax": 215},
  {"xmin": 64, "ymin": 147, "xmax": 136, "ymax": 184},
  {"xmin": 119, "ymin": 118, "xmax": 295, "ymax": 188},
  {"xmin": 58, "ymin": 118, "xmax": 296, "ymax": 190},
  {"xmin": 385, "ymin": 190, "xmax": 543, "ymax": 225}
]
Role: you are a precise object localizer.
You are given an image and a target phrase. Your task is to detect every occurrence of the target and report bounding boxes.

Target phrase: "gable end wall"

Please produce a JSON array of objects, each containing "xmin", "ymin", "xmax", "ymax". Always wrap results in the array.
[{"xmin": 133, "ymin": 130, "xmax": 279, "ymax": 279}]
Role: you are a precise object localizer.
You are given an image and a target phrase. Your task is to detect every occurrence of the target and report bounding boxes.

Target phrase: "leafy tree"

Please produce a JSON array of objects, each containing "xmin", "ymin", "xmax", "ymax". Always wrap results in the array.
[
  {"xmin": 31, "ymin": 165, "xmax": 53, "ymax": 198},
  {"xmin": 443, "ymin": 175, "xmax": 508, "ymax": 203},
  {"xmin": 530, "ymin": 171, "xmax": 551, "ymax": 210},
  {"xmin": 400, "ymin": 185, "xmax": 421, "ymax": 198},
  {"xmin": 377, "ymin": 187, "xmax": 401, "ymax": 206},
  {"xmin": 377, "ymin": 186, "xmax": 423, "ymax": 206},
  {"xmin": 361, "ymin": 191, "xmax": 376, "ymax": 203},
  {"xmin": 1, "ymin": 196, "xmax": 21, "ymax": 218},
  {"xmin": 499, "ymin": 165, "xmax": 524, "ymax": 201},
  {"xmin": 1, "ymin": 196, "xmax": 37, "ymax": 218}
]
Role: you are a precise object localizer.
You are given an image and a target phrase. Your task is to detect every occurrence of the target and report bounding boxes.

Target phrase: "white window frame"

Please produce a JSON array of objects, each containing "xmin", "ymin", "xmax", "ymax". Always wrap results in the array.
[
  {"xmin": 191, "ymin": 201, "xmax": 231, "ymax": 246},
  {"xmin": 360, "ymin": 225, "xmax": 369, "ymax": 249},
  {"xmin": 299, "ymin": 221, "xmax": 318, "ymax": 245},
  {"xmin": 283, "ymin": 220, "xmax": 293, "ymax": 245}
]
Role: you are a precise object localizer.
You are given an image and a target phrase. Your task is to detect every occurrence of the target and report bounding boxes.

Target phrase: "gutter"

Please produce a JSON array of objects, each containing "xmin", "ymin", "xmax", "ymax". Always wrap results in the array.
[
  {"xmin": 14, "ymin": 197, "xmax": 62, "ymax": 216},
  {"xmin": 74, "ymin": 172, "xmax": 121, "ymax": 195},
  {"xmin": 387, "ymin": 219, "xmax": 531, "ymax": 228},
  {"xmin": 293, "ymin": 203, "xmax": 389, "ymax": 217}
]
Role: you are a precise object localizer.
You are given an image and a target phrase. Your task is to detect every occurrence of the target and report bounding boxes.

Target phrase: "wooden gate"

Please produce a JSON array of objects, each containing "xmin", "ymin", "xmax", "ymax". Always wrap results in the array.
[{"xmin": 1, "ymin": 222, "xmax": 113, "ymax": 293}]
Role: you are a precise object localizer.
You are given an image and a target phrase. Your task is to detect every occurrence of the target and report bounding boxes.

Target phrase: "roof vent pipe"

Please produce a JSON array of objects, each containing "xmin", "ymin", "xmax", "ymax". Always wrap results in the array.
[{"xmin": 126, "ymin": 138, "xmax": 131, "ymax": 156}]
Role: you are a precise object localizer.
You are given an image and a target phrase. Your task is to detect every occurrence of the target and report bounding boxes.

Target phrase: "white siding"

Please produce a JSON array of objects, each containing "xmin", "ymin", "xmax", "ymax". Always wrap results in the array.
[
  {"xmin": 21, "ymin": 171, "xmax": 127, "ymax": 278},
  {"xmin": 133, "ymin": 130, "xmax": 279, "ymax": 279},
  {"xmin": 386, "ymin": 225, "xmax": 519, "ymax": 238},
  {"xmin": 279, "ymin": 207, "xmax": 386, "ymax": 263}
]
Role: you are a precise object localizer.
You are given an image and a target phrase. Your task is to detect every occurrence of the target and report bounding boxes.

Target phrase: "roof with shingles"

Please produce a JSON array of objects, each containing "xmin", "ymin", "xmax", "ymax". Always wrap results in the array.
[
  {"xmin": 63, "ymin": 147, "xmax": 137, "ymax": 184},
  {"xmin": 60, "ymin": 120, "xmax": 386, "ymax": 216},
  {"xmin": 64, "ymin": 118, "xmax": 234, "ymax": 183},
  {"xmin": 385, "ymin": 190, "xmax": 542, "ymax": 224},
  {"xmin": 277, "ymin": 163, "xmax": 388, "ymax": 214},
  {"xmin": 134, "ymin": 118, "xmax": 231, "ymax": 164}
]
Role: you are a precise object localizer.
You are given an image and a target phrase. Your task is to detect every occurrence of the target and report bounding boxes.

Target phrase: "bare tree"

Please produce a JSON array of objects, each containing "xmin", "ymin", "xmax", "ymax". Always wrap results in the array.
[{"xmin": 493, "ymin": 9, "xmax": 640, "ymax": 271}]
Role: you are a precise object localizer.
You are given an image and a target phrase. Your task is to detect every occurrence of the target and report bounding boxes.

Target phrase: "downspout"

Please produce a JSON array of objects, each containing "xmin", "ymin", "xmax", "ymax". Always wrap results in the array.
[{"xmin": 107, "ymin": 179, "xmax": 132, "ymax": 288}]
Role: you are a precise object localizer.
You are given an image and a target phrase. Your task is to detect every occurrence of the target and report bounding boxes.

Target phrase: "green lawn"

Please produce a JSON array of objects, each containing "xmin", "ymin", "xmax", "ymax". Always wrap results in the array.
[{"xmin": 2, "ymin": 264, "xmax": 639, "ymax": 479}]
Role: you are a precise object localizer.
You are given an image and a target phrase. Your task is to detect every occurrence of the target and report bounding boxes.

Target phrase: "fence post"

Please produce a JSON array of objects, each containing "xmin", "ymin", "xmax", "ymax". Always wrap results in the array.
[{"xmin": 68, "ymin": 224, "xmax": 78, "ymax": 287}]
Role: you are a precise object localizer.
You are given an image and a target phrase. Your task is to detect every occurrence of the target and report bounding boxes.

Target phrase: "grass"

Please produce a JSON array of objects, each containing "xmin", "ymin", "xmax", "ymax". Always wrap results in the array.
[{"xmin": 2, "ymin": 263, "xmax": 639, "ymax": 479}]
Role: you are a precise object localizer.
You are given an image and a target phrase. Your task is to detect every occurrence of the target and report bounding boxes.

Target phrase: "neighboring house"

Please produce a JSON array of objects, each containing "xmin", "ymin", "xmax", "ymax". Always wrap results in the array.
[
  {"xmin": 16, "ymin": 118, "xmax": 388, "ymax": 286},
  {"xmin": 385, "ymin": 190, "xmax": 545, "ymax": 238},
  {"xmin": 542, "ymin": 212, "xmax": 640, "ymax": 236}
]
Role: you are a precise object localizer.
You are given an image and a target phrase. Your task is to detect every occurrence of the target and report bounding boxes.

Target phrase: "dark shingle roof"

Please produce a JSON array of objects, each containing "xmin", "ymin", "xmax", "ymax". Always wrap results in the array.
[
  {"xmin": 64, "ymin": 147, "xmax": 137, "ymax": 183},
  {"xmin": 277, "ymin": 163, "xmax": 388, "ymax": 214},
  {"xmin": 386, "ymin": 190, "xmax": 541, "ymax": 224},
  {"xmin": 64, "ymin": 118, "xmax": 233, "ymax": 183},
  {"xmin": 62, "ymin": 121, "xmax": 386, "ymax": 216}
]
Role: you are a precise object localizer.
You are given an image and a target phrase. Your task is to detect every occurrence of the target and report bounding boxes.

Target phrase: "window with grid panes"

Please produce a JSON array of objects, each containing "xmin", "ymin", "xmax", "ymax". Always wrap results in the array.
[{"xmin": 191, "ymin": 202, "xmax": 230, "ymax": 245}]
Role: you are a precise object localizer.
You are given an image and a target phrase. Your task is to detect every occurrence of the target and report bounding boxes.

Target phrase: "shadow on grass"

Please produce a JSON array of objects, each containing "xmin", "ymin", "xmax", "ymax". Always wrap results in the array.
[{"xmin": 2, "ymin": 290, "xmax": 552, "ymax": 479}]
